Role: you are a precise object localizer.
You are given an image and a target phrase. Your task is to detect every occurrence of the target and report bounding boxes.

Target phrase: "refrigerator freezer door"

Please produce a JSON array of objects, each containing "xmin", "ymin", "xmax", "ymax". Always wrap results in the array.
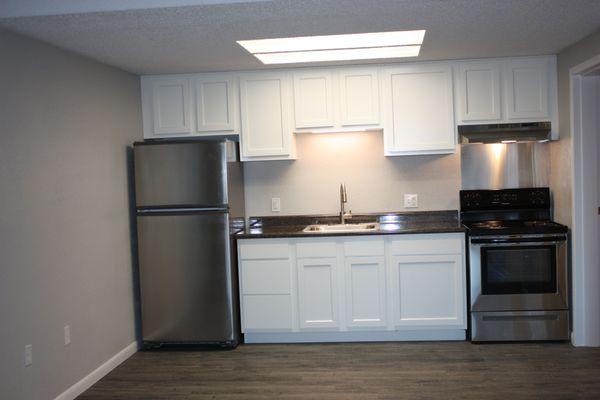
[
  {"xmin": 134, "ymin": 141, "xmax": 227, "ymax": 208},
  {"xmin": 137, "ymin": 212, "xmax": 238, "ymax": 344}
]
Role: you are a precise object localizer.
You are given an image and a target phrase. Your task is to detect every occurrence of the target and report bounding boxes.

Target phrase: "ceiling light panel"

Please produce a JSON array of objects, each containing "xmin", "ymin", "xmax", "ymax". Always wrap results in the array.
[
  {"xmin": 237, "ymin": 30, "xmax": 426, "ymax": 54},
  {"xmin": 254, "ymin": 46, "xmax": 421, "ymax": 64}
]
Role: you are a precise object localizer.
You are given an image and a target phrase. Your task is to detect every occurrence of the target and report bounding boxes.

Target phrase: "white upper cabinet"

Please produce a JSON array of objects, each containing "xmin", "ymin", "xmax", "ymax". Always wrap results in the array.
[
  {"xmin": 292, "ymin": 67, "xmax": 381, "ymax": 132},
  {"xmin": 382, "ymin": 63, "xmax": 455, "ymax": 155},
  {"xmin": 141, "ymin": 74, "xmax": 238, "ymax": 139},
  {"xmin": 454, "ymin": 56, "xmax": 558, "ymax": 137},
  {"xmin": 456, "ymin": 61, "xmax": 502, "ymax": 121},
  {"xmin": 504, "ymin": 58, "xmax": 550, "ymax": 120},
  {"xmin": 194, "ymin": 74, "xmax": 237, "ymax": 133},
  {"xmin": 293, "ymin": 70, "xmax": 335, "ymax": 129},
  {"xmin": 339, "ymin": 68, "xmax": 380, "ymax": 126},
  {"xmin": 142, "ymin": 76, "xmax": 192, "ymax": 137},
  {"xmin": 239, "ymin": 71, "xmax": 296, "ymax": 161},
  {"xmin": 140, "ymin": 55, "xmax": 559, "ymax": 148}
]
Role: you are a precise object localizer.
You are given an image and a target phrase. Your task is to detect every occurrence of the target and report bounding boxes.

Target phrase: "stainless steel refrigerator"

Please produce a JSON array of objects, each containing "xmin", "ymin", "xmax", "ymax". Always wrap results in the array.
[{"xmin": 133, "ymin": 140, "xmax": 245, "ymax": 348}]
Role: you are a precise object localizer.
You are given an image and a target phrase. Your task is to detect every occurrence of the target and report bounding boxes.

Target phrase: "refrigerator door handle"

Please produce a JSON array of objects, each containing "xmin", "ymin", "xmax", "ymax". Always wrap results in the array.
[{"xmin": 137, "ymin": 207, "xmax": 228, "ymax": 214}]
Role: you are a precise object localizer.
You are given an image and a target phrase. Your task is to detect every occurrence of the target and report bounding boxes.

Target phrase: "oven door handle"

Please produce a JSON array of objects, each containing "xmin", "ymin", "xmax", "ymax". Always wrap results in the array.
[{"xmin": 471, "ymin": 236, "xmax": 567, "ymax": 244}]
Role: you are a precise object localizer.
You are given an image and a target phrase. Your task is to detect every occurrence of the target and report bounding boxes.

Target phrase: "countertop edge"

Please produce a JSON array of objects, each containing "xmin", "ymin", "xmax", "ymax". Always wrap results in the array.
[{"xmin": 236, "ymin": 226, "xmax": 466, "ymax": 239}]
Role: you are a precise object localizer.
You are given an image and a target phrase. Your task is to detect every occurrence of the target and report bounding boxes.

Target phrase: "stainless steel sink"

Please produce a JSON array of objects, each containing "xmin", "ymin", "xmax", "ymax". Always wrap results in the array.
[{"xmin": 302, "ymin": 222, "xmax": 380, "ymax": 233}]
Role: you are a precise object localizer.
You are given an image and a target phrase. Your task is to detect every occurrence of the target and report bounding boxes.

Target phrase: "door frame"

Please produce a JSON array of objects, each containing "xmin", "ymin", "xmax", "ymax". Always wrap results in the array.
[{"xmin": 570, "ymin": 53, "xmax": 600, "ymax": 346}]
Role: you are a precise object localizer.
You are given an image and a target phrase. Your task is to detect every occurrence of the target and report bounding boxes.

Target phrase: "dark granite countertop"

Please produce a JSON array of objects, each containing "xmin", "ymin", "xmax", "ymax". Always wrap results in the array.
[{"xmin": 236, "ymin": 210, "xmax": 465, "ymax": 239}]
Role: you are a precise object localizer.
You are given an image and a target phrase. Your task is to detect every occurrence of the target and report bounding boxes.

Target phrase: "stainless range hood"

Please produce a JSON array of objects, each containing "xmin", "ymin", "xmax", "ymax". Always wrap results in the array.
[{"xmin": 458, "ymin": 122, "xmax": 551, "ymax": 144}]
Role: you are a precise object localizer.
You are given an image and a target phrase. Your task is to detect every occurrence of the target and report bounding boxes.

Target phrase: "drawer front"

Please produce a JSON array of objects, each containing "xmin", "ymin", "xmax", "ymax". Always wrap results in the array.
[
  {"xmin": 242, "ymin": 295, "xmax": 293, "ymax": 331},
  {"xmin": 240, "ymin": 259, "xmax": 291, "ymax": 294},
  {"xmin": 390, "ymin": 234, "xmax": 463, "ymax": 255},
  {"xmin": 239, "ymin": 240, "xmax": 290, "ymax": 260},
  {"xmin": 296, "ymin": 241, "xmax": 337, "ymax": 258},
  {"xmin": 344, "ymin": 239, "xmax": 385, "ymax": 256}
]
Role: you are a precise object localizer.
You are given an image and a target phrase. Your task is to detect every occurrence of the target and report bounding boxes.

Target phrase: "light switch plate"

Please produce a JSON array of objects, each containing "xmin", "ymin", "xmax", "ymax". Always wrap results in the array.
[
  {"xmin": 64, "ymin": 325, "xmax": 71, "ymax": 346},
  {"xmin": 271, "ymin": 197, "xmax": 281, "ymax": 212},
  {"xmin": 24, "ymin": 345, "xmax": 32, "ymax": 367},
  {"xmin": 404, "ymin": 194, "xmax": 418, "ymax": 208}
]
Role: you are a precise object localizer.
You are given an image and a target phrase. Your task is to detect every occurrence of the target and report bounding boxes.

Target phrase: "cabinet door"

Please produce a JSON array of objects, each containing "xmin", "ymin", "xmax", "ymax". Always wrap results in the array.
[
  {"xmin": 297, "ymin": 258, "xmax": 339, "ymax": 329},
  {"xmin": 150, "ymin": 77, "xmax": 192, "ymax": 135},
  {"xmin": 339, "ymin": 68, "xmax": 380, "ymax": 126},
  {"xmin": 456, "ymin": 61, "xmax": 502, "ymax": 121},
  {"xmin": 504, "ymin": 58, "xmax": 549, "ymax": 120},
  {"xmin": 344, "ymin": 256, "xmax": 386, "ymax": 328},
  {"xmin": 391, "ymin": 254, "xmax": 465, "ymax": 328},
  {"xmin": 242, "ymin": 295, "xmax": 293, "ymax": 331},
  {"xmin": 293, "ymin": 71, "xmax": 334, "ymax": 129},
  {"xmin": 382, "ymin": 64, "xmax": 455, "ymax": 155},
  {"xmin": 239, "ymin": 72, "xmax": 293, "ymax": 158},
  {"xmin": 194, "ymin": 75, "xmax": 237, "ymax": 133}
]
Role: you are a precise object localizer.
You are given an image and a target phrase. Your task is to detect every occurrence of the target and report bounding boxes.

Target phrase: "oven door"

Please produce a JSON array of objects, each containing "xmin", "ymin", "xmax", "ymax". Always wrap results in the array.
[{"xmin": 469, "ymin": 235, "xmax": 568, "ymax": 312}]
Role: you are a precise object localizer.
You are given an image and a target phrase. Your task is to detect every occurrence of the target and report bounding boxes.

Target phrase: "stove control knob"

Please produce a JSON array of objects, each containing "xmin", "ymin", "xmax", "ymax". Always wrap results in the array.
[{"xmin": 529, "ymin": 190, "xmax": 548, "ymax": 205}]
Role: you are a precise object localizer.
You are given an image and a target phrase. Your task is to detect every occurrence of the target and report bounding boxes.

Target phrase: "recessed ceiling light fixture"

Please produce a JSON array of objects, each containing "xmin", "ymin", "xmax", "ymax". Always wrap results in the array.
[{"xmin": 237, "ymin": 30, "xmax": 425, "ymax": 64}]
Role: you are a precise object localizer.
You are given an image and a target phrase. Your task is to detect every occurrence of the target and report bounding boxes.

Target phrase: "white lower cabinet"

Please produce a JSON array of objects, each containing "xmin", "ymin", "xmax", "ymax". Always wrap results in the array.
[
  {"xmin": 344, "ymin": 256, "xmax": 386, "ymax": 328},
  {"xmin": 297, "ymin": 257, "xmax": 339, "ymax": 329},
  {"xmin": 237, "ymin": 232, "xmax": 466, "ymax": 342},
  {"xmin": 242, "ymin": 295, "xmax": 293, "ymax": 331},
  {"xmin": 391, "ymin": 254, "xmax": 465, "ymax": 328},
  {"xmin": 237, "ymin": 240, "xmax": 294, "ymax": 332}
]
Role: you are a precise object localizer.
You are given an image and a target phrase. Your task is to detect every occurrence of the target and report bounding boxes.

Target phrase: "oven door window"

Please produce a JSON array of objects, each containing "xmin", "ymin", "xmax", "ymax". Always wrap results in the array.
[{"xmin": 481, "ymin": 245, "xmax": 557, "ymax": 295}]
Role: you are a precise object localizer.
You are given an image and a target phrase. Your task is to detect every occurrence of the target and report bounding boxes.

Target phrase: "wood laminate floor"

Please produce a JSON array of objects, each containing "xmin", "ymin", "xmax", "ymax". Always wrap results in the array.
[{"xmin": 79, "ymin": 342, "xmax": 600, "ymax": 400}]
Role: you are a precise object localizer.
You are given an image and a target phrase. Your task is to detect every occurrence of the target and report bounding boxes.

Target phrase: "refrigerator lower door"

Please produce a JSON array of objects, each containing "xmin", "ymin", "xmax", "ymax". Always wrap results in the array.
[{"xmin": 137, "ymin": 211, "xmax": 239, "ymax": 346}]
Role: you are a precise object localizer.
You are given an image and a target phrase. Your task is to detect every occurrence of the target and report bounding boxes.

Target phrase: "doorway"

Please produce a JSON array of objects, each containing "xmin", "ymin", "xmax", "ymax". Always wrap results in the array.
[{"xmin": 570, "ymin": 54, "xmax": 600, "ymax": 346}]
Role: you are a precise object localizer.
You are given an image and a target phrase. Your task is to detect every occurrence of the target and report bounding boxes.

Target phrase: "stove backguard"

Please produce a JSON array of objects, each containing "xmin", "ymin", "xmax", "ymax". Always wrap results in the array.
[{"xmin": 461, "ymin": 141, "xmax": 550, "ymax": 190}]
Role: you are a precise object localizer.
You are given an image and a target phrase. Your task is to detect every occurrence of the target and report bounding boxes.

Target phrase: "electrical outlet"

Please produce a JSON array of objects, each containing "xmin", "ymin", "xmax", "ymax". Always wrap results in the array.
[
  {"xmin": 24, "ymin": 345, "xmax": 32, "ymax": 367},
  {"xmin": 271, "ymin": 197, "xmax": 281, "ymax": 212},
  {"xmin": 404, "ymin": 193, "xmax": 418, "ymax": 208},
  {"xmin": 64, "ymin": 325, "xmax": 71, "ymax": 346}
]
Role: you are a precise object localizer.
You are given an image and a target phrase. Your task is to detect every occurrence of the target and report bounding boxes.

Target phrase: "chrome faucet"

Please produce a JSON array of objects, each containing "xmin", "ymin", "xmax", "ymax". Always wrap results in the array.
[{"xmin": 339, "ymin": 183, "xmax": 352, "ymax": 224}]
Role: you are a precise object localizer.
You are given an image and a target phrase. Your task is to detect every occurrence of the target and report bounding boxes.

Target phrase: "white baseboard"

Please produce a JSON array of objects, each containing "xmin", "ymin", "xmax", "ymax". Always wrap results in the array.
[
  {"xmin": 244, "ymin": 330, "xmax": 466, "ymax": 343},
  {"xmin": 54, "ymin": 341, "xmax": 138, "ymax": 400}
]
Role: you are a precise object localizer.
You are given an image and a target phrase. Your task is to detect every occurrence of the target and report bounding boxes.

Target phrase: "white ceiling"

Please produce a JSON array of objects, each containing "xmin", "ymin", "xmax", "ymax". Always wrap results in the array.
[{"xmin": 1, "ymin": 0, "xmax": 599, "ymax": 75}]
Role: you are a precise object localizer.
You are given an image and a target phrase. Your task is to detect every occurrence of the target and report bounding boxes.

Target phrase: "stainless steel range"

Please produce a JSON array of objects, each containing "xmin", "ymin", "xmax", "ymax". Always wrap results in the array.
[{"xmin": 460, "ymin": 188, "xmax": 570, "ymax": 342}]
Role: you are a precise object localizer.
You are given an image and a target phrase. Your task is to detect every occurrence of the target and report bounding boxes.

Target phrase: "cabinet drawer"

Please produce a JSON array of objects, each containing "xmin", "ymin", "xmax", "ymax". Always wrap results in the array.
[
  {"xmin": 242, "ymin": 295, "xmax": 293, "ymax": 331},
  {"xmin": 344, "ymin": 239, "xmax": 385, "ymax": 256},
  {"xmin": 296, "ymin": 241, "xmax": 337, "ymax": 258},
  {"xmin": 240, "ymin": 259, "xmax": 291, "ymax": 294},
  {"xmin": 390, "ymin": 234, "xmax": 463, "ymax": 255},
  {"xmin": 239, "ymin": 240, "xmax": 290, "ymax": 259}
]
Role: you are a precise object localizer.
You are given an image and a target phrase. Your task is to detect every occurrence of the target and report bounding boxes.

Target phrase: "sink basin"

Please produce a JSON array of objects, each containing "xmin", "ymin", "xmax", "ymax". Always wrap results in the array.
[{"xmin": 303, "ymin": 222, "xmax": 380, "ymax": 233}]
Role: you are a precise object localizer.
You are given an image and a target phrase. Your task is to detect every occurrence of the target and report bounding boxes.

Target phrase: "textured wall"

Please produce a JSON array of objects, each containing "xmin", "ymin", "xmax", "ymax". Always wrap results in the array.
[
  {"xmin": 0, "ymin": 29, "xmax": 142, "ymax": 399},
  {"xmin": 243, "ymin": 131, "xmax": 461, "ymax": 217},
  {"xmin": 551, "ymin": 28, "xmax": 600, "ymax": 226}
]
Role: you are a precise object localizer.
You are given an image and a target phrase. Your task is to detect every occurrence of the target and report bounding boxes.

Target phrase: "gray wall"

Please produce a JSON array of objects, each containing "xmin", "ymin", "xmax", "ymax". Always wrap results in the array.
[
  {"xmin": 0, "ymin": 29, "xmax": 142, "ymax": 399},
  {"xmin": 551, "ymin": 28, "xmax": 600, "ymax": 226},
  {"xmin": 243, "ymin": 131, "xmax": 460, "ymax": 216}
]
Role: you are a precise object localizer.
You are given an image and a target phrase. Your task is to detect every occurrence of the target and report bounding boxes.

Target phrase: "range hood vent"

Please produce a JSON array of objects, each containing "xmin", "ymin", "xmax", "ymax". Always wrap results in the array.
[{"xmin": 458, "ymin": 122, "xmax": 551, "ymax": 144}]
